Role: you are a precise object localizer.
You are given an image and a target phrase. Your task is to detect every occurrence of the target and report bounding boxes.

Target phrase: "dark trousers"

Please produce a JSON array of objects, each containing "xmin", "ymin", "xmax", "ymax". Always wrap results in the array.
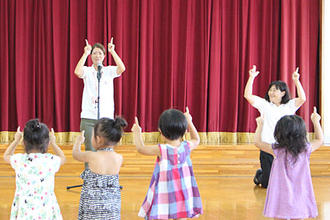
[
  {"xmin": 80, "ymin": 118, "xmax": 98, "ymax": 169},
  {"xmin": 259, "ymin": 150, "xmax": 274, "ymax": 188}
]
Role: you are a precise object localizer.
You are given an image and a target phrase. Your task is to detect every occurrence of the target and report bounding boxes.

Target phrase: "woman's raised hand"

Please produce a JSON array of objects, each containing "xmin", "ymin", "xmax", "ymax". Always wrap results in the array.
[
  {"xmin": 84, "ymin": 39, "xmax": 92, "ymax": 55},
  {"xmin": 108, "ymin": 37, "xmax": 115, "ymax": 53},
  {"xmin": 249, "ymin": 65, "xmax": 260, "ymax": 78},
  {"xmin": 292, "ymin": 67, "xmax": 300, "ymax": 82}
]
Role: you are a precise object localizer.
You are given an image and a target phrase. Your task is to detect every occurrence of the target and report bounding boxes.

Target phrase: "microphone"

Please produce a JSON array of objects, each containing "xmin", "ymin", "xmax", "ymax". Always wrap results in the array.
[{"xmin": 97, "ymin": 63, "xmax": 102, "ymax": 80}]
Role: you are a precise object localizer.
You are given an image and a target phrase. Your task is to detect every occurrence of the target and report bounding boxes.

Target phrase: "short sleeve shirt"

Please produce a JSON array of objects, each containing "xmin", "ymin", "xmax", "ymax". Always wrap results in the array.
[
  {"xmin": 80, "ymin": 65, "xmax": 119, "ymax": 119},
  {"xmin": 252, "ymin": 97, "xmax": 299, "ymax": 143}
]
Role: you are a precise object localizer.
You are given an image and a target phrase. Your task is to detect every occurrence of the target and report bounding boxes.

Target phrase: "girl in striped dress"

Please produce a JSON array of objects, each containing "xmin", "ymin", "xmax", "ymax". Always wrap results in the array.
[
  {"xmin": 132, "ymin": 107, "xmax": 203, "ymax": 219},
  {"xmin": 73, "ymin": 117, "xmax": 127, "ymax": 220}
]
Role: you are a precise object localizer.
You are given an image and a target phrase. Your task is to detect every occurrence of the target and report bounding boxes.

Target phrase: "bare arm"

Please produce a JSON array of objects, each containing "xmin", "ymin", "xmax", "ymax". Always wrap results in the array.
[
  {"xmin": 74, "ymin": 39, "xmax": 91, "ymax": 78},
  {"xmin": 131, "ymin": 117, "xmax": 160, "ymax": 156},
  {"xmin": 292, "ymin": 67, "xmax": 306, "ymax": 108},
  {"xmin": 244, "ymin": 65, "xmax": 260, "ymax": 105},
  {"xmin": 255, "ymin": 117, "xmax": 274, "ymax": 156},
  {"xmin": 3, "ymin": 127, "xmax": 22, "ymax": 163},
  {"xmin": 184, "ymin": 107, "xmax": 200, "ymax": 150},
  {"xmin": 108, "ymin": 37, "xmax": 126, "ymax": 75},
  {"xmin": 310, "ymin": 107, "xmax": 323, "ymax": 152},
  {"xmin": 72, "ymin": 131, "xmax": 95, "ymax": 162},
  {"xmin": 49, "ymin": 129, "xmax": 66, "ymax": 165}
]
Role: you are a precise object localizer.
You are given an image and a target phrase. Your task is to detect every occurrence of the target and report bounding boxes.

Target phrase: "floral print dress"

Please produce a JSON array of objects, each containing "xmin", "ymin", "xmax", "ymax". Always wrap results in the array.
[{"xmin": 9, "ymin": 153, "xmax": 62, "ymax": 220}]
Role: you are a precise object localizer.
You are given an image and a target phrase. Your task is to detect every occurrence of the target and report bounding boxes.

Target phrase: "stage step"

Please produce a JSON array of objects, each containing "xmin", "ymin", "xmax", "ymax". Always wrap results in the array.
[{"xmin": 0, "ymin": 145, "xmax": 329, "ymax": 177}]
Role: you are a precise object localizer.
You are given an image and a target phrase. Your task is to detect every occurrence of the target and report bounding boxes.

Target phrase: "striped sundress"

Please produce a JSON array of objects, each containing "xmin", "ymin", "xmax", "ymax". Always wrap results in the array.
[
  {"xmin": 138, "ymin": 141, "xmax": 203, "ymax": 219},
  {"xmin": 78, "ymin": 148, "xmax": 121, "ymax": 220}
]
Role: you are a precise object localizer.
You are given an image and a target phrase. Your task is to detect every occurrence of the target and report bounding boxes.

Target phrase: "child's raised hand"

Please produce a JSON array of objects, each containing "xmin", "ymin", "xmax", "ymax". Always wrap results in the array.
[
  {"xmin": 84, "ymin": 39, "xmax": 92, "ymax": 55},
  {"xmin": 184, "ymin": 107, "xmax": 192, "ymax": 122},
  {"xmin": 14, "ymin": 126, "xmax": 23, "ymax": 142},
  {"xmin": 108, "ymin": 37, "xmax": 115, "ymax": 53},
  {"xmin": 49, "ymin": 128, "xmax": 57, "ymax": 145},
  {"xmin": 311, "ymin": 106, "xmax": 321, "ymax": 123},
  {"xmin": 131, "ymin": 117, "xmax": 142, "ymax": 133},
  {"xmin": 292, "ymin": 67, "xmax": 300, "ymax": 82},
  {"xmin": 249, "ymin": 65, "xmax": 260, "ymax": 78},
  {"xmin": 76, "ymin": 130, "xmax": 85, "ymax": 145}
]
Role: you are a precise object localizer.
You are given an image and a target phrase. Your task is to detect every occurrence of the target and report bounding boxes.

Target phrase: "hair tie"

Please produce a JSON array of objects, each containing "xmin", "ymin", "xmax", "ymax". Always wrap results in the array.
[{"xmin": 32, "ymin": 122, "xmax": 41, "ymax": 131}]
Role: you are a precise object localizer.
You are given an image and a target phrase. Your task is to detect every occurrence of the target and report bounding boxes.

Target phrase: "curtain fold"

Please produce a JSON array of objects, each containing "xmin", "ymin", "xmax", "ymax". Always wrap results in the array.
[{"xmin": 0, "ymin": 0, "xmax": 320, "ymax": 141}]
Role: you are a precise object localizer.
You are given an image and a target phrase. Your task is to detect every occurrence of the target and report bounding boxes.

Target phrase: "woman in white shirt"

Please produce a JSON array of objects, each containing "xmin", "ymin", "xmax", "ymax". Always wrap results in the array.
[
  {"xmin": 244, "ymin": 65, "xmax": 306, "ymax": 188},
  {"xmin": 74, "ymin": 38, "xmax": 125, "ymax": 168}
]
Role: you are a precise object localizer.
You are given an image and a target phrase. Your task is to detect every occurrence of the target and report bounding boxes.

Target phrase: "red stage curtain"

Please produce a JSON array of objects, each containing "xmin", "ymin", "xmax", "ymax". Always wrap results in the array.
[{"xmin": 0, "ymin": 0, "xmax": 320, "ymax": 134}]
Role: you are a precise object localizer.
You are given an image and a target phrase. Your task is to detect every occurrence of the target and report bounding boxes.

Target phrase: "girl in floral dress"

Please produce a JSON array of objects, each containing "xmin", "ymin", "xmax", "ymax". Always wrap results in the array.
[
  {"xmin": 3, "ymin": 119, "xmax": 66, "ymax": 220},
  {"xmin": 132, "ymin": 107, "xmax": 203, "ymax": 219}
]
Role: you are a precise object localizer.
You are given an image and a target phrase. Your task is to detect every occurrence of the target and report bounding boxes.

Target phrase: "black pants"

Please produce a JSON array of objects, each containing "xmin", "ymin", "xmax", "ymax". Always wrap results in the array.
[{"xmin": 259, "ymin": 150, "xmax": 274, "ymax": 188}]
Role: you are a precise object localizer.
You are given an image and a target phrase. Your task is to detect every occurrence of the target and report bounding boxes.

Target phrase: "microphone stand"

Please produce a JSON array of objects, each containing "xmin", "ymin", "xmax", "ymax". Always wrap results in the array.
[
  {"xmin": 67, "ymin": 64, "xmax": 123, "ymax": 191},
  {"xmin": 67, "ymin": 64, "xmax": 102, "ymax": 190},
  {"xmin": 97, "ymin": 64, "xmax": 101, "ymax": 120}
]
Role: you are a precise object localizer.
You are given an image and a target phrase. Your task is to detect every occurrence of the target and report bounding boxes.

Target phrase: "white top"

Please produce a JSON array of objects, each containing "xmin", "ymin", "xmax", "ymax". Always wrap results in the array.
[
  {"xmin": 80, "ymin": 65, "xmax": 119, "ymax": 119},
  {"xmin": 252, "ymin": 97, "xmax": 299, "ymax": 144}
]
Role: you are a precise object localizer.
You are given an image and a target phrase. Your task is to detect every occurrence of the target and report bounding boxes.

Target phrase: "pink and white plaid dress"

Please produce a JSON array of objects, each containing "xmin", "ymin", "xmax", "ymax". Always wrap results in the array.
[{"xmin": 138, "ymin": 141, "xmax": 203, "ymax": 219}]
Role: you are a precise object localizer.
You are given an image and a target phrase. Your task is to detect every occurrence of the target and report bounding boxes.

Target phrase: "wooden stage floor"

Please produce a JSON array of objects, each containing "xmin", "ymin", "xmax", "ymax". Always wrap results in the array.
[
  {"xmin": 1, "ymin": 144, "xmax": 330, "ymax": 219},
  {"xmin": 1, "ymin": 176, "xmax": 330, "ymax": 219}
]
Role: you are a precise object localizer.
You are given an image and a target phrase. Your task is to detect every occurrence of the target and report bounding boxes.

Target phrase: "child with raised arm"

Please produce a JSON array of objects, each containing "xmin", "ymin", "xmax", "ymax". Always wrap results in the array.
[
  {"xmin": 72, "ymin": 117, "xmax": 127, "ymax": 220},
  {"xmin": 3, "ymin": 119, "xmax": 65, "ymax": 220},
  {"xmin": 244, "ymin": 65, "xmax": 306, "ymax": 188},
  {"xmin": 132, "ymin": 107, "xmax": 203, "ymax": 219},
  {"xmin": 255, "ymin": 107, "xmax": 323, "ymax": 220}
]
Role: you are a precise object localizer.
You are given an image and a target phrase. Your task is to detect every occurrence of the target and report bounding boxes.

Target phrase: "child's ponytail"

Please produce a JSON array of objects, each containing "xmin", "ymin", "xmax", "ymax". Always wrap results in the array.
[
  {"xmin": 23, "ymin": 119, "xmax": 49, "ymax": 153},
  {"xmin": 94, "ymin": 117, "xmax": 127, "ymax": 145},
  {"xmin": 114, "ymin": 117, "xmax": 128, "ymax": 130}
]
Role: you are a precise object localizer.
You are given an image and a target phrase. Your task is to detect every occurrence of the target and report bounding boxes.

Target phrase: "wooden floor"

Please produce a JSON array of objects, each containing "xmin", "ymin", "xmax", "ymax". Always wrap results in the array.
[
  {"xmin": 1, "ymin": 144, "xmax": 330, "ymax": 219},
  {"xmin": 1, "ymin": 176, "xmax": 330, "ymax": 219}
]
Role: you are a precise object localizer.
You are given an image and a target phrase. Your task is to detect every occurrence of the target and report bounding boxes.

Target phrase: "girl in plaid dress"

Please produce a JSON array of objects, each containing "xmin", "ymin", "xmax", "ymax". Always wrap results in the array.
[{"xmin": 132, "ymin": 107, "xmax": 203, "ymax": 219}]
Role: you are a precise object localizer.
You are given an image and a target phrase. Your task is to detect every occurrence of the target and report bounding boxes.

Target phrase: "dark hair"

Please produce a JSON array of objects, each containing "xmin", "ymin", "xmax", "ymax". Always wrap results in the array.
[
  {"xmin": 23, "ymin": 119, "xmax": 49, "ymax": 153},
  {"xmin": 158, "ymin": 109, "xmax": 188, "ymax": 140},
  {"xmin": 94, "ymin": 117, "xmax": 127, "ymax": 145},
  {"xmin": 91, "ymin": 43, "xmax": 106, "ymax": 55},
  {"xmin": 274, "ymin": 115, "xmax": 308, "ymax": 160},
  {"xmin": 264, "ymin": 81, "xmax": 291, "ymax": 104}
]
